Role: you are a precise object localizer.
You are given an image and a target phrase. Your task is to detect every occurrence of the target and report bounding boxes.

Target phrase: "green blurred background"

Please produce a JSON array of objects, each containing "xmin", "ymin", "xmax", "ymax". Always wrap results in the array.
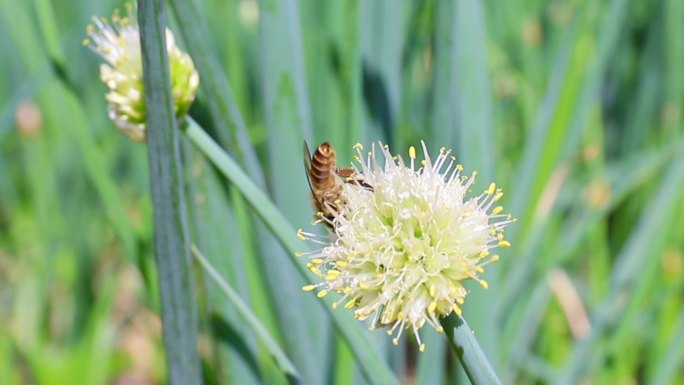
[{"xmin": 1, "ymin": 0, "xmax": 684, "ymax": 384}]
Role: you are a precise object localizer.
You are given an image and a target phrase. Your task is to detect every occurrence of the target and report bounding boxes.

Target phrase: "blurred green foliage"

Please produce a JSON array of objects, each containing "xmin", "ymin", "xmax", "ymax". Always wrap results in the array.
[{"xmin": 1, "ymin": 0, "xmax": 683, "ymax": 384}]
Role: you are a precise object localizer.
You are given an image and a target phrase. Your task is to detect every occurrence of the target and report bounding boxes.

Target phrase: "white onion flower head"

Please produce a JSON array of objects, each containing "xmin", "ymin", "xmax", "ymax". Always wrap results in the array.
[
  {"xmin": 84, "ymin": 3, "xmax": 199, "ymax": 142},
  {"xmin": 299, "ymin": 141, "xmax": 514, "ymax": 351}
]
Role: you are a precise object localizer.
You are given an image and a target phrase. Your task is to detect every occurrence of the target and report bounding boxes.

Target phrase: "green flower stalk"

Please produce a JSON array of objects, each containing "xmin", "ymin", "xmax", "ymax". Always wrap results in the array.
[
  {"xmin": 83, "ymin": 3, "xmax": 199, "ymax": 142},
  {"xmin": 299, "ymin": 142, "xmax": 513, "ymax": 351}
]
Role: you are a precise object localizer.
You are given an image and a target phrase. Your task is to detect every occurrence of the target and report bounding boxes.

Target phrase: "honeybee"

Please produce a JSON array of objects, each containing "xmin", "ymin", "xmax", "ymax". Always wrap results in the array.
[{"xmin": 303, "ymin": 141, "xmax": 369, "ymax": 226}]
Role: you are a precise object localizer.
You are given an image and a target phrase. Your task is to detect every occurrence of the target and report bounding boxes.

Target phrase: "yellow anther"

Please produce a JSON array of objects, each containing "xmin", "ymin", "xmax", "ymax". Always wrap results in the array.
[
  {"xmin": 428, "ymin": 301, "xmax": 437, "ymax": 313},
  {"xmin": 295, "ymin": 252, "xmax": 303, "ymax": 257},
  {"xmin": 456, "ymin": 164, "xmax": 463, "ymax": 171},
  {"xmin": 327, "ymin": 270, "xmax": 341, "ymax": 276},
  {"xmin": 354, "ymin": 143, "xmax": 363, "ymax": 150},
  {"xmin": 317, "ymin": 290, "xmax": 328, "ymax": 298},
  {"xmin": 392, "ymin": 338, "xmax": 399, "ymax": 345},
  {"xmin": 311, "ymin": 258, "xmax": 324, "ymax": 264},
  {"xmin": 82, "ymin": 38, "xmax": 90, "ymax": 46},
  {"xmin": 429, "ymin": 284, "xmax": 436, "ymax": 297},
  {"xmin": 345, "ymin": 299, "xmax": 356, "ymax": 308},
  {"xmin": 492, "ymin": 206, "xmax": 504, "ymax": 215},
  {"xmin": 472, "ymin": 171, "xmax": 478, "ymax": 177},
  {"xmin": 419, "ymin": 344, "xmax": 426, "ymax": 352},
  {"xmin": 499, "ymin": 240, "xmax": 511, "ymax": 247},
  {"xmin": 479, "ymin": 250, "xmax": 490, "ymax": 258},
  {"xmin": 296, "ymin": 229, "xmax": 306, "ymax": 240},
  {"xmin": 436, "ymin": 326, "xmax": 444, "ymax": 333},
  {"xmin": 302, "ymin": 285, "xmax": 316, "ymax": 291},
  {"xmin": 336, "ymin": 261, "xmax": 348, "ymax": 268},
  {"xmin": 326, "ymin": 273, "xmax": 340, "ymax": 281},
  {"xmin": 453, "ymin": 305, "xmax": 462, "ymax": 315},
  {"xmin": 409, "ymin": 146, "xmax": 416, "ymax": 159},
  {"xmin": 332, "ymin": 302, "xmax": 338, "ymax": 309},
  {"xmin": 343, "ymin": 287, "xmax": 352, "ymax": 294},
  {"xmin": 421, "ymin": 160, "xmax": 427, "ymax": 166},
  {"xmin": 476, "ymin": 266, "xmax": 484, "ymax": 273},
  {"xmin": 490, "ymin": 255, "xmax": 500, "ymax": 262},
  {"xmin": 487, "ymin": 183, "xmax": 496, "ymax": 195},
  {"xmin": 480, "ymin": 280, "xmax": 489, "ymax": 289},
  {"xmin": 494, "ymin": 192, "xmax": 504, "ymax": 201}
]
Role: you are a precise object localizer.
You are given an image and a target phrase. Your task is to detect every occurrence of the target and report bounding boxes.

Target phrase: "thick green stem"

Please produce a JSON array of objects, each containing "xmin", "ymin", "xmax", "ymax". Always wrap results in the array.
[
  {"xmin": 137, "ymin": 1, "xmax": 202, "ymax": 384},
  {"xmin": 441, "ymin": 313, "xmax": 502, "ymax": 385}
]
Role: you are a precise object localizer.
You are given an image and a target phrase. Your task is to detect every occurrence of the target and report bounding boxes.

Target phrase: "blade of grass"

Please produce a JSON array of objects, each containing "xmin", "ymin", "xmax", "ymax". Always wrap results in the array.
[
  {"xmin": 167, "ymin": 0, "xmax": 265, "ymax": 188},
  {"xmin": 359, "ymin": 0, "xmax": 403, "ymax": 142},
  {"xmin": 182, "ymin": 144, "xmax": 263, "ymax": 385},
  {"xmin": 501, "ymin": 136, "xmax": 682, "ymax": 313},
  {"xmin": 331, "ymin": 336, "xmax": 355, "ymax": 385},
  {"xmin": 507, "ymin": 0, "xmax": 628, "ymax": 246},
  {"xmin": 501, "ymin": 139, "xmax": 682, "ymax": 377},
  {"xmin": 501, "ymin": 280, "xmax": 553, "ymax": 381},
  {"xmin": 454, "ymin": 0, "xmax": 494, "ymax": 181},
  {"xmin": 430, "ymin": 0, "xmax": 456, "ymax": 150},
  {"xmin": 649, "ymin": 308, "xmax": 684, "ymax": 385},
  {"xmin": 230, "ymin": 193, "xmax": 291, "ymax": 385},
  {"xmin": 340, "ymin": 1, "xmax": 364, "ymax": 149},
  {"xmin": 184, "ymin": 117, "xmax": 400, "ymax": 385},
  {"xmin": 192, "ymin": 245, "xmax": 302, "ymax": 385},
  {"xmin": 60, "ymin": 86, "xmax": 138, "ymax": 259},
  {"xmin": 137, "ymin": 1, "xmax": 202, "ymax": 383},
  {"xmin": 452, "ymin": 0, "xmax": 499, "ymax": 367},
  {"xmin": 556, "ymin": 154, "xmax": 684, "ymax": 385},
  {"xmin": 258, "ymin": 1, "xmax": 327, "ymax": 382}
]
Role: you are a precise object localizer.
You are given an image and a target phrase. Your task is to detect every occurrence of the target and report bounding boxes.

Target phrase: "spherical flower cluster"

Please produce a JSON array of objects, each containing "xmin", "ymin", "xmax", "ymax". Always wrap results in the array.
[
  {"xmin": 298, "ymin": 142, "xmax": 513, "ymax": 351},
  {"xmin": 83, "ymin": 3, "xmax": 199, "ymax": 143}
]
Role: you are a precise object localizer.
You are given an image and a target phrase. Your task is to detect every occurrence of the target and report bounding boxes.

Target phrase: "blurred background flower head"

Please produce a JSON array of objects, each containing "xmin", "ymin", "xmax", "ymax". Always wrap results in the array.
[{"xmin": 84, "ymin": 3, "xmax": 199, "ymax": 142}]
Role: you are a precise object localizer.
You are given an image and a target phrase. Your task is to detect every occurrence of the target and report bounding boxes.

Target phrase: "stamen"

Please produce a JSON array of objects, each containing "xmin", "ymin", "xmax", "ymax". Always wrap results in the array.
[{"xmin": 413, "ymin": 328, "xmax": 425, "ymax": 352}]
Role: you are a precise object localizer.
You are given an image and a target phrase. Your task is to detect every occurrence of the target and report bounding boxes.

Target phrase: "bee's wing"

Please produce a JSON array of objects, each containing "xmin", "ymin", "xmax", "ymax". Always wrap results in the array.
[{"xmin": 303, "ymin": 140, "xmax": 315, "ymax": 193}]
